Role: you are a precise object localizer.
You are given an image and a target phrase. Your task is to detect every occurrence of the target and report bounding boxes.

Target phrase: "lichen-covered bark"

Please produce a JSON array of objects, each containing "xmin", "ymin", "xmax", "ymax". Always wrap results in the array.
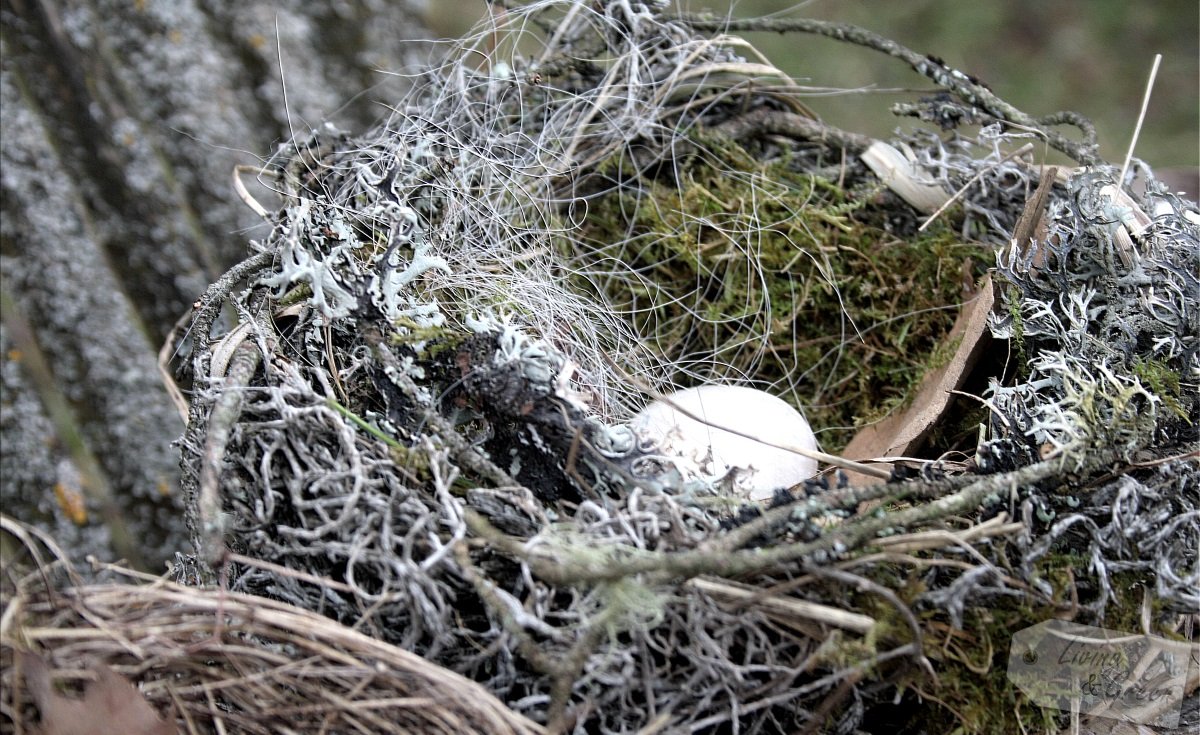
[
  {"xmin": 0, "ymin": 321, "xmax": 117, "ymax": 564},
  {"xmin": 0, "ymin": 0, "xmax": 433, "ymax": 568}
]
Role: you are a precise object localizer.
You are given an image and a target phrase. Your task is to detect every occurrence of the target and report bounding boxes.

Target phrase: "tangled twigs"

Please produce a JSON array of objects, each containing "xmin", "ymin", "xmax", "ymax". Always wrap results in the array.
[
  {"xmin": 807, "ymin": 566, "xmax": 938, "ymax": 684},
  {"xmin": 467, "ymin": 451, "xmax": 1116, "ymax": 587},
  {"xmin": 1, "ymin": 533, "xmax": 545, "ymax": 735},
  {"xmin": 677, "ymin": 14, "xmax": 1101, "ymax": 165},
  {"xmin": 160, "ymin": 1, "xmax": 1197, "ymax": 730},
  {"xmin": 362, "ymin": 326, "xmax": 518, "ymax": 488},
  {"xmin": 704, "ymin": 472, "xmax": 977, "ymax": 555},
  {"xmin": 455, "ymin": 544, "xmax": 561, "ymax": 674},
  {"xmin": 455, "ymin": 542, "xmax": 607, "ymax": 735},
  {"xmin": 0, "ymin": 514, "xmax": 84, "ymax": 594},
  {"xmin": 185, "ymin": 276, "xmax": 275, "ymax": 572},
  {"xmin": 686, "ymin": 577, "xmax": 876, "ymax": 633}
]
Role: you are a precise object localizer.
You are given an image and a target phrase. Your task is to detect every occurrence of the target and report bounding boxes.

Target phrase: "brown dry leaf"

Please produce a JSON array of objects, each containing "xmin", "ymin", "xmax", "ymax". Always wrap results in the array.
[
  {"xmin": 840, "ymin": 171, "xmax": 1059, "ymax": 482},
  {"xmin": 19, "ymin": 651, "xmax": 175, "ymax": 735},
  {"xmin": 841, "ymin": 273, "xmax": 996, "ymax": 483}
]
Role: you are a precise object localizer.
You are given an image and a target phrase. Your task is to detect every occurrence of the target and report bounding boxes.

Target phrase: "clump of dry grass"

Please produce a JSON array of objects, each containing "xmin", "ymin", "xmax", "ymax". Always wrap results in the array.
[{"xmin": 0, "ymin": 518, "xmax": 542, "ymax": 735}]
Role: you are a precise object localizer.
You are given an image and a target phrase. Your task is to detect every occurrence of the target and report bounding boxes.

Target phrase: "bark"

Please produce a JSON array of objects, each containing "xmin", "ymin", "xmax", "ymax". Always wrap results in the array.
[{"xmin": 0, "ymin": 0, "xmax": 434, "ymax": 567}]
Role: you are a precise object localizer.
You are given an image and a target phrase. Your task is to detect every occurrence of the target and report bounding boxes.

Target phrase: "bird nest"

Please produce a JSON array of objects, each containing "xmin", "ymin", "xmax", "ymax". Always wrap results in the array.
[{"xmin": 4, "ymin": 1, "xmax": 1198, "ymax": 733}]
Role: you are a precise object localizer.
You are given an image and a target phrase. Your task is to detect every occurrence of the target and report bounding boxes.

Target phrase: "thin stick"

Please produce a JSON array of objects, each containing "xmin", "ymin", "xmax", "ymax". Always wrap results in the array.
[
  {"xmin": 157, "ymin": 307, "xmax": 195, "ymax": 421},
  {"xmin": 466, "ymin": 451, "xmax": 1089, "ymax": 586},
  {"xmin": 196, "ymin": 340, "xmax": 262, "ymax": 565},
  {"xmin": 1118, "ymin": 54, "xmax": 1162, "ymax": 186},
  {"xmin": 688, "ymin": 577, "xmax": 875, "ymax": 633}
]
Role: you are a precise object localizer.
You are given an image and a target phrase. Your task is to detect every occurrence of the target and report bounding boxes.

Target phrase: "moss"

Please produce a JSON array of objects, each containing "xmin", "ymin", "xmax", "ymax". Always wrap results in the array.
[
  {"xmin": 576, "ymin": 132, "xmax": 987, "ymax": 449},
  {"xmin": 387, "ymin": 443, "xmax": 432, "ymax": 480},
  {"xmin": 828, "ymin": 528, "xmax": 1170, "ymax": 734},
  {"xmin": 1006, "ymin": 284, "xmax": 1029, "ymax": 380},
  {"xmin": 925, "ymin": 403, "xmax": 989, "ymax": 456},
  {"xmin": 389, "ymin": 315, "xmax": 461, "ymax": 351},
  {"xmin": 916, "ymin": 604, "xmax": 1063, "ymax": 734},
  {"xmin": 1132, "ymin": 356, "xmax": 1188, "ymax": 420},
  {"xmin": 277, "ymin": 283, "xmax": 313, "ymax": 308}
]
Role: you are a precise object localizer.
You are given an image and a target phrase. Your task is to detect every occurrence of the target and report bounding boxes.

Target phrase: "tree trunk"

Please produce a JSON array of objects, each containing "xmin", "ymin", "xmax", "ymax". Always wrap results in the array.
[{"xmin": 0, "ymin": 0, "xmax": 433, "ymax": 568}]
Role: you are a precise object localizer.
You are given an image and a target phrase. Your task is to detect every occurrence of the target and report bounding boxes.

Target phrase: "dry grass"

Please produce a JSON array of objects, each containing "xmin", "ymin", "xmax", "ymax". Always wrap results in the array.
[{"xmin": 1, "ymin": 521, "xmax": 542, "ymax": 735}]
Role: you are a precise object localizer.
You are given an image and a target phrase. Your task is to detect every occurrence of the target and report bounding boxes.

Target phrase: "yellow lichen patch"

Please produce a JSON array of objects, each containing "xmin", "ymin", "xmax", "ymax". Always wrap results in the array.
[{"xmin": 53, "ymin": 482, "xmax": 88, "ymax": 526}]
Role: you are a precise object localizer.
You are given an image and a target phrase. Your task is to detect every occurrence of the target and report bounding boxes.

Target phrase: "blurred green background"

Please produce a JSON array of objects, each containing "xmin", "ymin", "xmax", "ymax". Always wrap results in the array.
[{"xmin": 425, "ymin": 0, "xmax": 1198, "ymax": 171}]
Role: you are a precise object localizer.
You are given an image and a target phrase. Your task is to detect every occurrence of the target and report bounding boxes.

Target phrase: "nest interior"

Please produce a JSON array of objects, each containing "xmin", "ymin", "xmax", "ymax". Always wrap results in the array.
[{"xmin": 4, "ymin": 1, "xmax": 1198, "ymax": 734}]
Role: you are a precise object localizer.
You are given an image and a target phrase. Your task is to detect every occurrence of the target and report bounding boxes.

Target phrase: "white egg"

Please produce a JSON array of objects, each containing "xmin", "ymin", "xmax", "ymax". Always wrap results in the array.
[{"xmin": 632, "ymin": 384, "xmax": 819, "ymax": 501}]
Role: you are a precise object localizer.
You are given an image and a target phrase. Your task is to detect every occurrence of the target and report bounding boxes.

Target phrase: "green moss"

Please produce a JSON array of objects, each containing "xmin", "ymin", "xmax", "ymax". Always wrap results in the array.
[
  {"xmin": 817, "ymin": 531, "xmax": 1167, "ymax": 733},
  {"xmin": 277, "ymin": 283, "xmax": 313, "ymax": 307},
  {"xmin": 1132, "ymin": 356, "xmax": 1188, "ymax": 420},
  {"xmin": 916, "ymin": 604, "xmax": 1063, "ymax": 734},
  {"xmin": 389, "ymin": 316, "xmax": 462, "ymax": 353},
  {"xmin": 1006, "ymin": 284, "xmax": 1029, "ymax": 379},
  {"xmin": 925, "ymin": 404, "xmax": 989, "ymax": 456},
  {"xmin": 388, "ymin": 443, "xmax": 432, "ymax": 481},
  {"xmin": 575, "ymin": 132, "xmax": 987, "ymax": 449}
]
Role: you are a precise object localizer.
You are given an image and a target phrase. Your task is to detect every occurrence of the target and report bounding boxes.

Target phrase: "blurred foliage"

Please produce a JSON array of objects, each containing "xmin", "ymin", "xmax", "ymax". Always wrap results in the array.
[{"xmin": 426, "ymin": 0, "xmax": 1198, "ymax": 170}]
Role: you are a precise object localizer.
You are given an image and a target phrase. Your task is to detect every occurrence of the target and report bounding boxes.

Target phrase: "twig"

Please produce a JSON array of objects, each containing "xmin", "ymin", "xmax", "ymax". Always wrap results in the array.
[
  {"xmin": 676, "ymin": 14, "xmax": 1100, "ymax": 165},
  {"xmin": 800, "ymin": 670, "xmax": 862, "ymax": 735},
  {"xmin": 362, "ymin": 327, "xmax": 518, "ymax": 488},
  {"xmin": 188, "ymin": 251, "xmax": 275, "ymax": 381},
  {"xmin": 467, "ymin": 451, "xmax": 1109, "ymax": 586},
  {"xmin": 713, "ymin": 107, "xmax": 873, "ymax": 151},
  {"xmin": 807, "ymin": 566, "xmax": 937, "ymax": 684},
  {"xmin": 687, "ymin": 577, "xmax": 875, "ymax": 633},
  {"xmin": 224, "ymin": 553, "xmax": 358, "ymax": 595},
  {"xmin": 454, "ymin": 543, "xmax": 560, "ymax": 677},
  {"xmin": 0, "ymin": 514, "xmax": 85, "ymax": 604},
  {"xmin": 232, "ymin": 165, "xmax": 274, "ymax": 220},
  {"xmin": 157, "ymin": 307, "xmax": 195, "ymax": 422},
  {"xmin": 195, "ymin": 339, "xmax": 263, "ymax": 566},
  {"xmin": 703, "ymin": 473, "xmax": 971, "ymax": 554}
]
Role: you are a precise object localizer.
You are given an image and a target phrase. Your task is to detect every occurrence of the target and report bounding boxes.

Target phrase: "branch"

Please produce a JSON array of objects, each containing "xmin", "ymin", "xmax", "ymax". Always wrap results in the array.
[
  {"xmin": 713, "ymin": 107, "xmax": 874, "ymax": 151},
  {"xmin": 677, "ymin": 14, "xmax": 1101, "ymax": 165},
  {"xmin": 468, "ymin": 452, "xmax": 1113, "ymax": 586}
]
